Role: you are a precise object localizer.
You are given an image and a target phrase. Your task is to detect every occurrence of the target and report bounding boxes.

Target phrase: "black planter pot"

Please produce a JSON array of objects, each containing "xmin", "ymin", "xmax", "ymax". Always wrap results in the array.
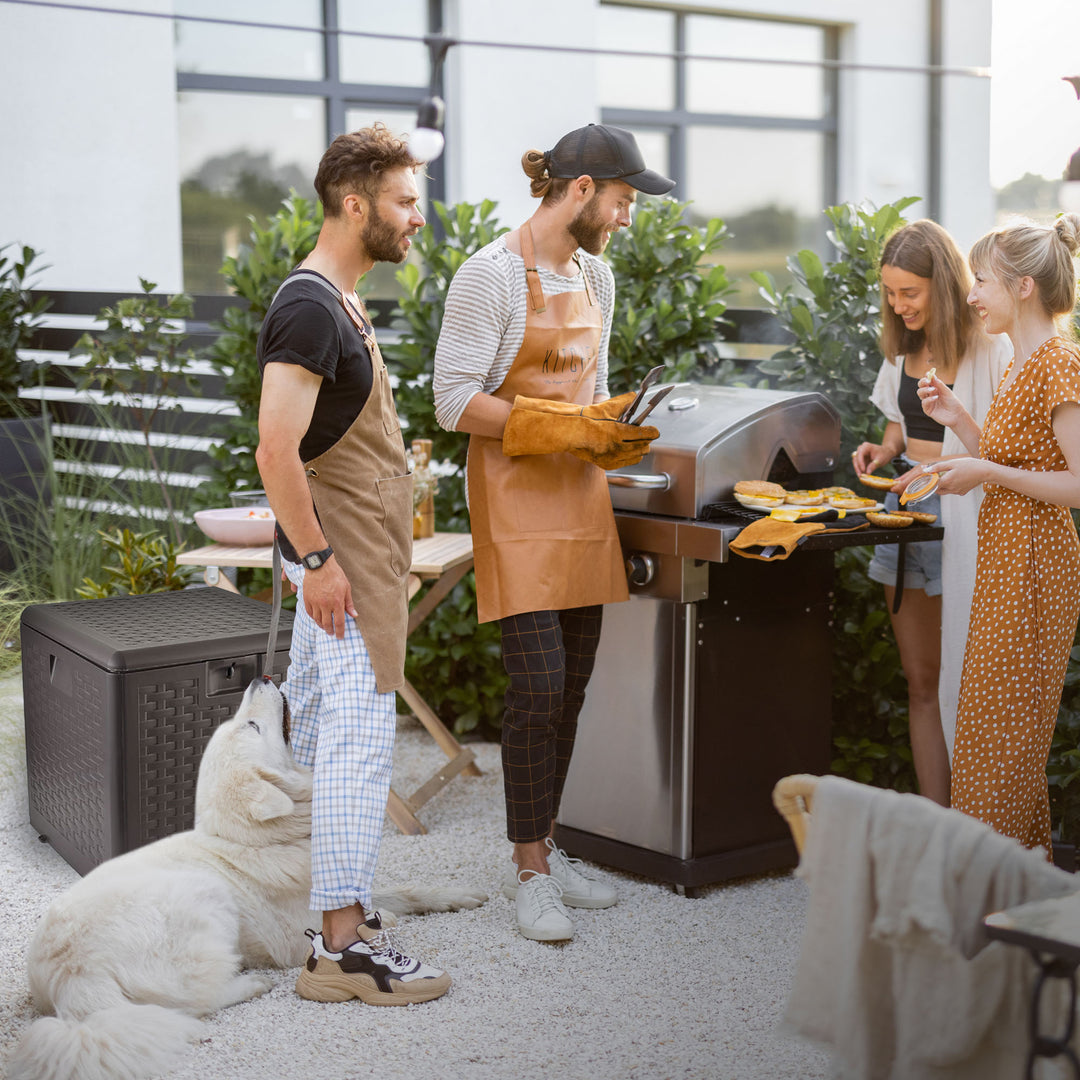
[{"xmin": 0, "ymin": 415, "xmax": 49, "ymax": 573}]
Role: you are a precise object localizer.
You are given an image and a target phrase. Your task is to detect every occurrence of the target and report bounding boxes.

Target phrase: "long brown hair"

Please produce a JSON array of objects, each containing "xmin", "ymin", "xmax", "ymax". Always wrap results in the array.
[{"xmin": 879, "ymin": 219, "xmax": 981, "ymax": 381}]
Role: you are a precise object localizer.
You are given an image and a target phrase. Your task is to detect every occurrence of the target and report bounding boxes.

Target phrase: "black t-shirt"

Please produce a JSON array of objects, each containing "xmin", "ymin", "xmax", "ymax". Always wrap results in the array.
[
  {"xmin": 256, "ymin": 270, "xmax": 374, "ymax": 461},
  {"xmin": 256, "ymin": 270, "xmax": 375, "ymax": 560}
]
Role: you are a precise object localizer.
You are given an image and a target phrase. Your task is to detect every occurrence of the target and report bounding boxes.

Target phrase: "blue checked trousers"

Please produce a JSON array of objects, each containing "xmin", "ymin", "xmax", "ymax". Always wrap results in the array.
[{"xmin": 281, "ymin": 560, "xmax": 396, "ymax": 912}]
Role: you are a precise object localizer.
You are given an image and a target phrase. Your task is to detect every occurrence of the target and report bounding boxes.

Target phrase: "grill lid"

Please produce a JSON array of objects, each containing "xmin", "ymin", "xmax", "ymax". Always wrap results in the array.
[{"xmin": 607, "ymin": 383, "xmax": 841, "ymax": 520}]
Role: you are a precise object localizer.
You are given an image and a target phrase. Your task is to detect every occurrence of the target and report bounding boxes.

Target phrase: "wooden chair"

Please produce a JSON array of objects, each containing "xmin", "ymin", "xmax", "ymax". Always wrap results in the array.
[{"xmin": 772, "ymin": 773, "xmax": 819, "ymax": 856}]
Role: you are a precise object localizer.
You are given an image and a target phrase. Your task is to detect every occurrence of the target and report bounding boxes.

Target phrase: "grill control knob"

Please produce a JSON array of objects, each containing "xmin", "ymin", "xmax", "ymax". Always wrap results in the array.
[{"xmin": 626, "ymin": 553, "xmax": 655, "ymax": 587}]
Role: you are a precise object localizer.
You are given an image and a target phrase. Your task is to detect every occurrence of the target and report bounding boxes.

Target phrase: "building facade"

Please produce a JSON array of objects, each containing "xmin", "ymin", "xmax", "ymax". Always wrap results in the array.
[{"xmin": 0, "ymin": 0, "xmax": 995, "ymax": 298}]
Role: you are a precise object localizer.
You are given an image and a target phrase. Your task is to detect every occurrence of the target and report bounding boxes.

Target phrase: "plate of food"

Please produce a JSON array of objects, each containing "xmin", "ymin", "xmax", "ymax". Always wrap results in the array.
[{"xmin": 194, "ymin": 507, "xmax": 276, "ymax": 545}]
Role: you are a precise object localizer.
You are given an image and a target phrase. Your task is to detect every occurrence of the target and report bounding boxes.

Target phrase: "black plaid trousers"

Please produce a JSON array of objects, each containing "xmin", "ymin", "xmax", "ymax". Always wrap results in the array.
[{"xmin": 498, "ymin": 605, "xmax": 603, "ymax": 843}]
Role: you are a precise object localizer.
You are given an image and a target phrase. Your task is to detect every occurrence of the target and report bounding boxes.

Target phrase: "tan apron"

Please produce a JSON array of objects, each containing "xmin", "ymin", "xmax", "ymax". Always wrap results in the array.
[
  {"xmin": 467, "ymin": 224, "xmax": 628, "ymax": 624},
  {"xmin": 290, "ymin": 281, "xmax": 413, "ymax": 693}
]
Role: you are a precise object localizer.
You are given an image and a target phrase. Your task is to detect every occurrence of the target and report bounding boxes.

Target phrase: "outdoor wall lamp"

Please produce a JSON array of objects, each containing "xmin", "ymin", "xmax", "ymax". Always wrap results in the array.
[{"xmin": 409, "ymin": 34, "xmax": 454, "ymax": 163}]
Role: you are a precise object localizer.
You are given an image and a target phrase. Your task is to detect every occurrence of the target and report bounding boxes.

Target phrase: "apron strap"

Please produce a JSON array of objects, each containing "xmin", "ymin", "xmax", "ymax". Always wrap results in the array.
[
  {"xmin": 572, "ymin": 253, "xmax": 596, "ymax": 307},
  {"xmin": 520, "ymin": 222, "xmax": 547, "ymax": 315}
]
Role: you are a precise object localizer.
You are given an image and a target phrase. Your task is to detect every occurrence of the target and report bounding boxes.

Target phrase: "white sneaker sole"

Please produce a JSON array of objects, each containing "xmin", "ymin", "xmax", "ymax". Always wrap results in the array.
[{"xmin": 517, "ymin": 918, "xmax": 574, "ymax": 942}]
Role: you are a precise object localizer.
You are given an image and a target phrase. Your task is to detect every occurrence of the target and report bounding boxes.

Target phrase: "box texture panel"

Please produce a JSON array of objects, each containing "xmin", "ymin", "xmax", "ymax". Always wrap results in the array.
[{"xmin": 21, "ymin": 588, "xmax": 294, "ymax": 875}]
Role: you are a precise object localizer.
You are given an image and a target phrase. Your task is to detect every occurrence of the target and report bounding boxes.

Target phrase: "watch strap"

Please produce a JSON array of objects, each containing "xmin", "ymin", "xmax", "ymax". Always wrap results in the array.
[{"xmin": 301, "ymin": 545, "xmax": 334, "ymax": 570}]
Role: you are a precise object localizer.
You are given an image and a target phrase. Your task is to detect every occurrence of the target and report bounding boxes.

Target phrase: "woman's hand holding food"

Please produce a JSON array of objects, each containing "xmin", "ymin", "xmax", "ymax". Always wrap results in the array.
[
  {"xmin": 917, "ymin": 371, "xmax": 965, "ymax": 427},
  {"xmin": 922, "ymin": 456, "xmax": 989, "ymax": 497},
  {"xmin": 852, "ymin": 441, "xmax": 898, "ymax": 477}
]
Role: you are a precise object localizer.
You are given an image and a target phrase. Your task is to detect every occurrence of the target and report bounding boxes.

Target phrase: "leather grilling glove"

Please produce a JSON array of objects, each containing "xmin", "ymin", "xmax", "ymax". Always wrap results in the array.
[{"xmin": 501, "ymin": 393, "xmax": 659, "ymax": 469}]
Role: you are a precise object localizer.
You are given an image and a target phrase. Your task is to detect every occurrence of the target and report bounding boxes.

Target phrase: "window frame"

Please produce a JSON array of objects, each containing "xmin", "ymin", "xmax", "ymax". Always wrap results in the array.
[
  {"xmin": 174, "ymin": 0, "xmax": 446, "ymax": 203},
  {"xmin": 598, "ymin": 3, "xmax": 839, "ymax": 212}
]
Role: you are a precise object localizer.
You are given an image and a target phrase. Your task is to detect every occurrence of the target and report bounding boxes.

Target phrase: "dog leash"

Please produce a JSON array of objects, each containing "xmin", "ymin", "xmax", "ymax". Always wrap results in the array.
[{"xmin": 263, "ymin": 536, "xmax": 282, "ymax": 679}]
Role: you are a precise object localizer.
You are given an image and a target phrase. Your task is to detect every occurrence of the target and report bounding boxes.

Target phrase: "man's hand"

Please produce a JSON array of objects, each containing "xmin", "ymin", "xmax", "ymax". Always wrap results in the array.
[{"xmin": 301, "ymin": 557, "xmax": 358, "ymax": 638}]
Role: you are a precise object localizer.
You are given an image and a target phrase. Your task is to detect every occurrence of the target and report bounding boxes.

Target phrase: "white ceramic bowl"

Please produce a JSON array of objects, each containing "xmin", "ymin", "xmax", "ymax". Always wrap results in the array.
[{"xmin": 194, "ymin": 507, "xmax": 276, "ymax": 546}]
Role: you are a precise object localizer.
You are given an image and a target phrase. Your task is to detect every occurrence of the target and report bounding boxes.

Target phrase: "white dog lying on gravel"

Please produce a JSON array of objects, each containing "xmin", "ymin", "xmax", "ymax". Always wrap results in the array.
[{"xmin": 10, "ymin": 677, "xmax": 487, "ymax": 1080}]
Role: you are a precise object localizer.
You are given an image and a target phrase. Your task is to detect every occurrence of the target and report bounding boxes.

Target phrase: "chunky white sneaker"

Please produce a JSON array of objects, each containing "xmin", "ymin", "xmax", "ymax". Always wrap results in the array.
[
  {"xmin": 514, "ymin": 871, "xmax": 574, "ymax": 941},
  {"xmin": 502, "ymin": 839, "xmax": 618, "ymax": 909},
  {"xmin": 294, "ymin": 912, "xmax": 451, "ymax": 1005}
]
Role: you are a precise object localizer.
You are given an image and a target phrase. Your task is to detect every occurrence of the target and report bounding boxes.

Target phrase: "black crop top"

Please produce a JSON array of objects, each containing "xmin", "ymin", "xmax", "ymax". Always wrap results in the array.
[{"xmin": 898, "ymin": 368, "xmax": 950, "ymax": 442}]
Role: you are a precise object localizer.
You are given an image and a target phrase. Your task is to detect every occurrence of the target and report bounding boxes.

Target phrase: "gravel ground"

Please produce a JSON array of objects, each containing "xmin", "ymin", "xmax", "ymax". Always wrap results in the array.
[{"xmin": 0, "ymin": 671, "xmax": 830, "ymax": 1080}]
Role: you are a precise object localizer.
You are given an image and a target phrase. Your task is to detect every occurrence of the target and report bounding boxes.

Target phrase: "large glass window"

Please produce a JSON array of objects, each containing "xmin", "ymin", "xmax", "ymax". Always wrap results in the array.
[
  {"xmin": 338, "ymin": 0, "xmax": 428, "ymax": 87},
  {"xmin": 178, "ymin": 92, "xmax": 325, "ymax": 293},
  {"xmin": 600, "ymin": 4, "xmax": 837, "ymax": 307},
  {"xmin": 175, "ymin": 2, "xmax": 443, "ymax": 301},
  {"xmin": 174, "ymin": 1, "xmax": 323, "ymax": 80}
]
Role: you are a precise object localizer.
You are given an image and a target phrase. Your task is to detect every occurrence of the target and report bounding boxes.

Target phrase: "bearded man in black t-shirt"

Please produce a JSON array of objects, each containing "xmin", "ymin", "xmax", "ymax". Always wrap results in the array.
[{"xmin": 255, "ymin": 124, "xmax": 452, "ymax": 1006}]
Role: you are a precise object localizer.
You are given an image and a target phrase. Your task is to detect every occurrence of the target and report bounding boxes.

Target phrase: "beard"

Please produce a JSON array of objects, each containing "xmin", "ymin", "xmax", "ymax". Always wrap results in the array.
[
  {"xmin": 567, "ymin": 194, "xmax": 612, "ymax": 255},
  {"xmin": 362, "ymin": 204, "xmax": 410, "ymax": 264}
]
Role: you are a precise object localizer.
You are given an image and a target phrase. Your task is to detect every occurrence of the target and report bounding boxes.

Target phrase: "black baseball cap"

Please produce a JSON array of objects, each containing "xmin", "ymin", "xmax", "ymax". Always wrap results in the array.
[{"xmin": 545, "ymin": 123, "xmax": 675, "ymax": 196}]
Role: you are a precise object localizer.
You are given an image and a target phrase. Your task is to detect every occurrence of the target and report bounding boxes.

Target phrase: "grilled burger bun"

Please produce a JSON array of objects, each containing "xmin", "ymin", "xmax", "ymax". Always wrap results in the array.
[
  {"xmin": 784, "ymin": 489, "xmax": 825, "ymax": 505},
  {"xmin": 867, "ymin": 511, "xmax": 914, "ymax": 528},
  {"xmin": 829, "ymin": 496, "xmax": 878, "ymax": 510},
  {"xmin": 823, "ymin": 485, "xmax": 856, "ymax": 498},
  {"xmin": 734, "ymin": 480, "xmax": 786, "ymax": 499},
  {"xmin": 895, "ymin": 510, "xmax": 938, "ymax": 524},
  {"xmin": 858, "ymin": 473, "xmax": 898, "ymax": 491}
]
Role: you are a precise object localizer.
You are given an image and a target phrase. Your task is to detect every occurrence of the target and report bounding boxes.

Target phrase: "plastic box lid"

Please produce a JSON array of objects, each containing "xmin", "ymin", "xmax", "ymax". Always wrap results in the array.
[{"xmin": 20, "ymin": 588, "xmax": 292, "ymax": 673}]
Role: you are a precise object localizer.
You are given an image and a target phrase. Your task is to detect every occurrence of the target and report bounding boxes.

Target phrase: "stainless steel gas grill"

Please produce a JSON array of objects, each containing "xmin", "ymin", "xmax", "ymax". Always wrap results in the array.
[{"xmin": 554, "ymin": 383, "xmax": 942, "ymax": 893}]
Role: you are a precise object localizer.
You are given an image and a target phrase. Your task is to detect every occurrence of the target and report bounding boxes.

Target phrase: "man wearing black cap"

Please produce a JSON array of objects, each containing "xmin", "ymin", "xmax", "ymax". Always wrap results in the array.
[{"xmin": 433, "ymin": 124, "xmax": 675, "ymax": 942}]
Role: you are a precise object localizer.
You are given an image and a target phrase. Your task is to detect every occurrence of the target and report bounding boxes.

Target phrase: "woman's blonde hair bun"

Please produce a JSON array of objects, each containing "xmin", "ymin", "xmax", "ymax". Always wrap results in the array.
[{"xmin": 1055, "ymin": 212, "xmax": 1080, "ymax": 259}]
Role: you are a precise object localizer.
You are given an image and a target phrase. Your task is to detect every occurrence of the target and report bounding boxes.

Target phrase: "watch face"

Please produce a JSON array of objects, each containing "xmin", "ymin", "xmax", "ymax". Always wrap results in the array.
[{"xmin": 306, "ymin": 554, "xmax": 323, "ymax": 569}]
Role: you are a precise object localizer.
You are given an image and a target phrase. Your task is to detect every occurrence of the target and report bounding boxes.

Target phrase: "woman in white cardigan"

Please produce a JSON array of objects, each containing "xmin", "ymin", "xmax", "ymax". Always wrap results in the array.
[{"xmin": 853, "ymin": 220, "xmax": 1009, "ymax": 805}]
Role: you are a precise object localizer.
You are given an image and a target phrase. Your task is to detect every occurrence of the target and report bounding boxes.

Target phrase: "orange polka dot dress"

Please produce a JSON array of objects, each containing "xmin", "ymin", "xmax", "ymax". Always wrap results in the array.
[{"xmin": 951, "ymin": 337, "xmax": 1080, "ymax": 853}]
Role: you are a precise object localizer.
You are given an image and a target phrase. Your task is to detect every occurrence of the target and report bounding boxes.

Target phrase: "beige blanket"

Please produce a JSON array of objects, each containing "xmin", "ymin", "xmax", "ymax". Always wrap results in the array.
[{"xmin": 782, "ymin": 776, "xmax": 1079, "ymax": 1078}]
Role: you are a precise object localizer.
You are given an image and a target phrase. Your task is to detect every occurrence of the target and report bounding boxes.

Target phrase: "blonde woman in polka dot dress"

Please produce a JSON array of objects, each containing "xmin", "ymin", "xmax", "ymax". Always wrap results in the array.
[{"xmin": 918, "ymin": 213, "xmax": 1080, "ymax": 854}]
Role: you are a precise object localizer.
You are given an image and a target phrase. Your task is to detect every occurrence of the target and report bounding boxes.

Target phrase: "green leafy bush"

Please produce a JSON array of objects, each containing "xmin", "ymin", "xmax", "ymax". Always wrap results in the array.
[
  {"xmin": 383, "ymin": 200, "xmax": 510, "ymax": 738},
  {"xmin": 0, "ymin": 243, "xmax": 50, "ymax": 417},
  {"xmin": 605, "ymin": 198, "xmax": 734, "ymax": 388},
  {"xmin": 196, "ymin": 194, "xmax": 322, "ymax": 510},
  {"xmin": 72, "ymin": 280, "xmax": 202, "ymax": 543},
  {"xmin": 76, "ymin": 527, "xmax": 194, "ymax": 598},
  {"xmin": 752, "ymin": 198, "xmax": 919, "ymax": 473}
]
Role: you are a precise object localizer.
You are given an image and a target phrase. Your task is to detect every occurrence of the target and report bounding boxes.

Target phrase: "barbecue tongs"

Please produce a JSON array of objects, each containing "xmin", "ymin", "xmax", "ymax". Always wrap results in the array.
[{"xmin": 619, "ymin": 365, "xmax": 674, "ymax": 424}]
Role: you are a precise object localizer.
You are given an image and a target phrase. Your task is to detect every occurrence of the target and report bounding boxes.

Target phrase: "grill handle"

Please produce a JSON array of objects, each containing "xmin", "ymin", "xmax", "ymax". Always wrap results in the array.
[{"xmin": 606, "ymin": 472, "xmax": 671, "ymax": 491}]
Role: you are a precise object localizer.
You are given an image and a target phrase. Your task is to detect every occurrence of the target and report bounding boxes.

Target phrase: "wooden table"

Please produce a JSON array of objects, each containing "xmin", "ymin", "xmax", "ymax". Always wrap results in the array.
[
  {"xmin": 177, "ymin": 532, "xmax": 482, "ymax": 835},
  {"xmin": 984, "ymin": 893, "xmax": 1080, "ymax": 1077}
]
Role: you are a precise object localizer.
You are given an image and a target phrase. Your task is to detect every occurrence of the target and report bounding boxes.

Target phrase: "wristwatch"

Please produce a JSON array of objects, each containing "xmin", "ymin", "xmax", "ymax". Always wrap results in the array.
[{"xmin": 300, "ymin": 545, "xmax": 334, "ymax": 570}]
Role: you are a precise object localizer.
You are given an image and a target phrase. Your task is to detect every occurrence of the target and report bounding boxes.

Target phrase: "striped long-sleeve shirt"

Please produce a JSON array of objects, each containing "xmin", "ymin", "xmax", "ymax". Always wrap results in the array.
[{"xmin": 432, "ymin": 236, "xmax": 615, "ymax": 433}]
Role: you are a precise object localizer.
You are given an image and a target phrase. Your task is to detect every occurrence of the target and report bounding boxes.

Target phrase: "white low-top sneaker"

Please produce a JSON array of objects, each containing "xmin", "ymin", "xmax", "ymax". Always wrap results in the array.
[
  {"xmin": 514, "ymin": 870, "xmax": 574, "ymax": 941},
  {"xmin": 502, "ymin": 839, "xmax": 618, "ymax": 909}
]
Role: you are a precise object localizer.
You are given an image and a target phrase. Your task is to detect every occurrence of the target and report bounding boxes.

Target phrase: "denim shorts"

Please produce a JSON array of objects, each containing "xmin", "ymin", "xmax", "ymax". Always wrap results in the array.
[{"xmin": 866, "ymin": 488, "xmax": 943, "ymax": 596}]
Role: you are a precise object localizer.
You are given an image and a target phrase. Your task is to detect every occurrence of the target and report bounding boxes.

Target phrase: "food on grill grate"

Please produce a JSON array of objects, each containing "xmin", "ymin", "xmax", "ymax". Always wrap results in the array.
[
  {"xmin": 784, "ymin": 489, "xmax": 825, "ymax": 505},
  {"xmin": 735, "ymin": 492, "xmax": 785, "ymax": 509},
  {"xmin": 734, "ymin": 480, "xmax": 786, "ymax": 499},
  {"xmin": 828, "ymin": 495, "xmax": 879, "ymax": 509},
  {"xmin": 895, "ymin": 510, "xmax": 938, "ymax": 524},
  {"xmin": 867, "ymin": 511, "xmax": 914, "ymax": 528},
  {"xmin": 858, "ymin": 473, "xmax": 897, "ymax": 490}
]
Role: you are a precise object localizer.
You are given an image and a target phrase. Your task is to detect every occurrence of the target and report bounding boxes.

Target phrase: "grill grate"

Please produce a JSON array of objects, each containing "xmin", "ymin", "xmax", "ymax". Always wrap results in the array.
[{"xmin": 701, "ymin": 500, "xmax": 762, "ymax": 524}]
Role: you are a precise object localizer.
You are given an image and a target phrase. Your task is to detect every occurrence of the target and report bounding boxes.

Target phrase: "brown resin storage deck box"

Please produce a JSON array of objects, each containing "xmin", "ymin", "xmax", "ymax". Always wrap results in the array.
[{"xmin": 21, "ymin": 588, "xmax": 293, "ymax": 875}]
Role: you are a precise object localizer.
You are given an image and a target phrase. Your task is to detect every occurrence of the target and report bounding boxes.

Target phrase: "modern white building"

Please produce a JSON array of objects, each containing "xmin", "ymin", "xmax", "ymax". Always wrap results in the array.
[{"xmin": 0, "ymin": 0, "xmax": 995, "ymax": 304}]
